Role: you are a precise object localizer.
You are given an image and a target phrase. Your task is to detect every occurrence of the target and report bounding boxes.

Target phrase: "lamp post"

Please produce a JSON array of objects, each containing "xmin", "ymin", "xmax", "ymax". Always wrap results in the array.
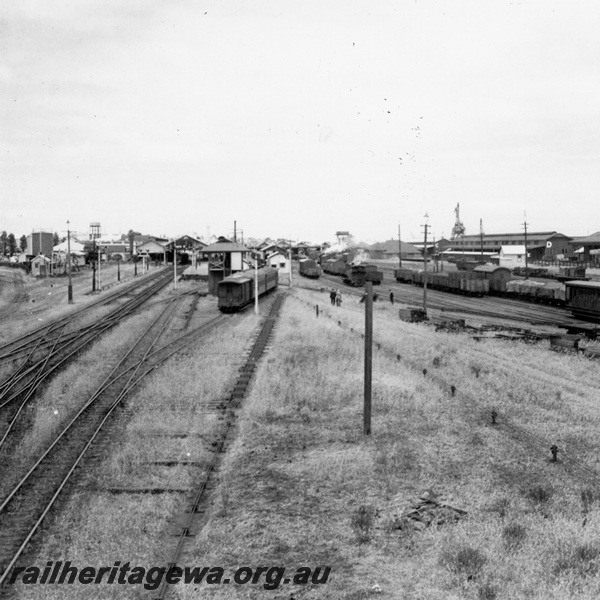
[{"xmin": 67, "ymin": 220, "xmax": 73, "ymax": 303}]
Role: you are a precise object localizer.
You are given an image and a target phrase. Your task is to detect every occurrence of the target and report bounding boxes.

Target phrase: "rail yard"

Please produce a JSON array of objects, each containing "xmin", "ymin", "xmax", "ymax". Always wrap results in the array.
[{"xmin": 1, "ymin": 258, "xmax": 600, "ymax": 599}]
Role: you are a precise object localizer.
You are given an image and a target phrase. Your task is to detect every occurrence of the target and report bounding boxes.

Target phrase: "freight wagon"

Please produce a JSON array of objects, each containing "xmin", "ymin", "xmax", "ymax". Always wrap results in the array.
[
  {"xmin": 298, "ymin": 259, "xmax": 321, "ymax": 278},
  {"xmin": 322, "ymin": 258, "xmax": 347, "ymax": 276},
  {"xmin": 472, "ymin": 265, "xmax": 512, "ymax": 293}
]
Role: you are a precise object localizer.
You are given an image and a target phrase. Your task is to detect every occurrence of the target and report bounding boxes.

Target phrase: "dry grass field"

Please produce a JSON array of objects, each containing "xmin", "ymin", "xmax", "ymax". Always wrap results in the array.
[{"xmin": 6, "ymin": 284, "xmax": 600, "ymax": 599}]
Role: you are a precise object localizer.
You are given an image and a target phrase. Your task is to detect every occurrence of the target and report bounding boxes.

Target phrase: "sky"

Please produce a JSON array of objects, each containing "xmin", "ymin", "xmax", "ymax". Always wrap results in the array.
[{"xmin": 1, "ymin": 0, "xmax": 600, "ymax": 245}]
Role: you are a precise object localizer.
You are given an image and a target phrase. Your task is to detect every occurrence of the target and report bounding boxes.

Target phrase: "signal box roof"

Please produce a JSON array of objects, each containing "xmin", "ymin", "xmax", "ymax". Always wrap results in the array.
[{"xmin": 203, "ymin": 242, "xmax": 249, "ymax": 252}]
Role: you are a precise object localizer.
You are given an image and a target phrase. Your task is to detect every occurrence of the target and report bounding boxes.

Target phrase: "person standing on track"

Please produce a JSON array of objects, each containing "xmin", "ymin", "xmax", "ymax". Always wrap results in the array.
[
  {"xmin": 389, "ymin": 290, "xmax": 394, "ymax": 304},
  {"xmin": 330, "ymin": 289, "xmax": 336, "ymax": 305}
]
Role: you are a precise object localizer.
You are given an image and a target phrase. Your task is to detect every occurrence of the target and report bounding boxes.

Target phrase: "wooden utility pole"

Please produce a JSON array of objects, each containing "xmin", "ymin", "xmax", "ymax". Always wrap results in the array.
[
  {"xmin": 173, "ymin": 242, "xmax": 177, "ymax": 290},
  {"xmin": 398, "ymin": 224, "xmax": 402, "ymax": 267},
  {"xmin": 67, "ymin": 221, "xmax": 73, "ymax": 304},
  {"xmin": 363, "ymin": 281, "xmax": 373, "ymax": 435},
  {"xmin": 480, "ymin": 218, "xmax": 484, "ymax": 259},
  {"xmin": 92, "ymin": 239, "xmax": 96, "ymax": 292},
  {"xmin": 523, "ymin": 216, "xmax": 529, "ymax": 279},
  {"xmin": 254, "ymin": 253, "xmax": 259, "ymax": 315},
  {"xmin": 422, "ymin": 214, "xmax": 429, "ymax": 314}
]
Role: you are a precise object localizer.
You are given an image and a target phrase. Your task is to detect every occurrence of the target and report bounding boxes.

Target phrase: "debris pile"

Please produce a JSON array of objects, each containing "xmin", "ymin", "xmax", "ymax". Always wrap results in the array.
[{"xmin": 392, "ymin": 489, "xmax": 467, "ymax": 531}]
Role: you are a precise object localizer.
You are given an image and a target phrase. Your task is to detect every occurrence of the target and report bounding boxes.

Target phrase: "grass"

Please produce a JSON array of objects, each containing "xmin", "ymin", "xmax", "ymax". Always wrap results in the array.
[
  {"xmin": 9, "ymin": 283, "xmax": 600, "ymax": 599},
  {"xmin": 10, "ymin": 294, "xmax": 262, "ymax": 599}
]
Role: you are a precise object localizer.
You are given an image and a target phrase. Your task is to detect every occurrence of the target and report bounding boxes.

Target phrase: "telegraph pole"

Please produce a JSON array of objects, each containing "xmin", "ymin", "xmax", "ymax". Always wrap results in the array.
[
  {"xmin": 254, "ymin": 253, "xmax": 259, "ymax": 315},
  {"xmin": 173, "ymin": 241, "xmax": 177, "ymax": 290},
  {"xmin": 67, "ymin": 221, "xmax": 73, "ymax": 303},
  {"xmin": 523, "ymin": 215, "xmax": 529, "ymax": 279},
  {"xmin": 480, "ymin": 219, "xmax": 484, "ymax": 259},
  {"xmin": 398, "ymin": 224, "xmax": 402, "ymax": 267},
  {"xmin": 422, "ymin": 214, "xmax": 429, "ymax": 314},
  {"xmin": 363, "ymin": 281, "xmax": 373, "ymax": 435},
  {"xmin": 98, "ymin": 246, "xmax": 102, "ymax": 291},
  {"xmin": 288, "ymin": 239, "xmax": 293, "ymax": 288},
  {"xmin": 92, "ymin": 239, "xmax": 96, "ymax": 292}
]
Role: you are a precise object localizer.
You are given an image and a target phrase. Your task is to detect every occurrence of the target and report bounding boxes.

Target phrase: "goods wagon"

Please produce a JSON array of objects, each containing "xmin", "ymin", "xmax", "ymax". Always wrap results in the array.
[
  {"xmin": 217, "ymin": 267, "xmax": 278, "ymax": 312},
  {"xmin": 417, "ymin": 271, "xmax": 489, "ymax": 296},
  {"xmin": 555, "ymin": 266, "xmax": 588, "ymax": 282},
  {"xmin": 344, "ymin": 263, "xmax": 383, "ymax": 286},
  {"xmin": 394, "ymin": 268, "xmax": 416, "ymax": 283},
  {"xmin": 322, "ymin": 258, "xmax": 347, "ymax": 276},
  {"xmin": 505, "ymin": 280, "xmax": 565, "ymax": 306},
  {"xmin": 565, "ymin": 281, "xmax": 600, "ymax": 320},
  {"xmin": 472, "ymin": 265, "xmax": 512, "ymax": 293},
  {"xmin": 298, "ymin": 259, "xmax": 321, "ymax": 278}
]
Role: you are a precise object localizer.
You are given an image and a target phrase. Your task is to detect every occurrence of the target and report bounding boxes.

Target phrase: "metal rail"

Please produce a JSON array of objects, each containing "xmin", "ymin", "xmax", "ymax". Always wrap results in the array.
[
  {"xmin": 0, "ymin": 301, "xmax": 226, "ymax": 587},
  {"xmin": 154, "ymin": 293, "xmax": 286, "ymax": 600},
  {"xmin": 0, "ymin": 270, "xmax": 181, "ymax": 451}
]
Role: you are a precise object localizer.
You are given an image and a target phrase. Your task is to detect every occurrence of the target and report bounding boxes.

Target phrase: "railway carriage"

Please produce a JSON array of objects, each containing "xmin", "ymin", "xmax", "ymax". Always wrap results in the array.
[
  {"xmin": 217, "ymin": 267, "xmax": 278, "ymax": 312},
  {"xmin": 565, "ymin": 281, "xmax": 600, "ymax": 320}
]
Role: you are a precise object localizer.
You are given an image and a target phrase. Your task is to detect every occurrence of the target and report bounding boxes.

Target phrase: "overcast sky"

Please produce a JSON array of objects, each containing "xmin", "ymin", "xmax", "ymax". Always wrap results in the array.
[{"xmin": 1, "ymin": 0, "xmax": 599, "ymax": 244}]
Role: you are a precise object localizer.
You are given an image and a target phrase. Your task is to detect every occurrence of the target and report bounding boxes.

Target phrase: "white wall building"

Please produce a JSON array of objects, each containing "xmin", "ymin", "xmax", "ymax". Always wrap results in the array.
[{"xmin": 498, "ymin": 245, "xmax": 527, "ymax": 268}]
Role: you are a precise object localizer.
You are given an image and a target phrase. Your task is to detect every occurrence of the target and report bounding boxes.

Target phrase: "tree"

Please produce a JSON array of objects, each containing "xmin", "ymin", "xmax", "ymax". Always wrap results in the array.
[
  {"xmin": 0, "ymin": 231, "xmax": 7, "ymax": 257},
  {"xmin": 19, "ymin": 235, "xmax": 27, "ymax": 252},
  {"xmin": 53, "ymin": 232, "xmax": 60, "ymax": 246},
  {"xmin": 7, "ymin": 233, "xmax": 17, "ymax": 256}
]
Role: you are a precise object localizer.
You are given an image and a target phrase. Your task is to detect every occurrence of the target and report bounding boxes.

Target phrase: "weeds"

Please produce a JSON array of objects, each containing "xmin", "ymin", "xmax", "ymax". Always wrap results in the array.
[
  {"xmin": 526, "ymin": 485, "xmax": 553, "ymax": 506},
  {"xmin": 581, "ymin": 488, "xmax": 595, "ymax": 514},
  {"xmin": 351, "ymin": 505, "xmax": 377, "ymax": 544},
  {"xmin": 487, "ymin": 497, "xmax": 510, "ymax": 519},
  {"xmin": 556, "ymin": 542, "xmax": 600, "ymax": 578},
  {"xmin": 502, "ymin": 522, "xmax": 527, "ymax": 550},
  {"xmin": 440, "ymin": 544, "xmax": 487, "ymax": 580},
  {"xmin": 477, "ymin": 582, "xmax": 498, "ymax": 600}
]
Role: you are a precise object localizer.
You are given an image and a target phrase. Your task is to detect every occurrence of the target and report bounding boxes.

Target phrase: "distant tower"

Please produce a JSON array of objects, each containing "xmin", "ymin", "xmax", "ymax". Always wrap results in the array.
[
  {"xmin": 336, "ymin": 231, "xmax": 350, "ymax": 245},
  {"xmin": 89, "ymin": 222, "xmax": 101, "ymax": 241},
  {"xmin": 450, "ymin": 204, "xmax": 466, "ymax": 240}
]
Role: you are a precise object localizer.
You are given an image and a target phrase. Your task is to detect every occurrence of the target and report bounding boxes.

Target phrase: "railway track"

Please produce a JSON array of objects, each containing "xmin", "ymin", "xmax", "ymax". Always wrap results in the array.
[
  {"xmin": 0, "ymin": 269, "xmax": 185, "ymax": 458},
  {"xmin": 296, "ymin": 287, "xmax": 600, "ymax": 486},
  {"xmin": 0, "ymin": 296, "xmax": 227, "ymax": 587},
  {"xmin": 153, "ymin": 292, "xmax": 286, "ymax": 600},
  {"xmin": 0, "ymin": 268, "xmax": 172, "ymax": 363},
  {"xmin": 320, "ymin": 268, "xmax": 583, "ymax": 328}
]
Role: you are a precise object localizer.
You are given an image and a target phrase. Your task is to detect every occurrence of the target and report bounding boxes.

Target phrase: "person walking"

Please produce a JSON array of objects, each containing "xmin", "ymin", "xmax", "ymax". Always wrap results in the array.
[
  {"xmin": 389, "ymin": 290, "xmax": 394, "ymax": 305},
  {"xmin": 330, "ymin": 289, "xmax": 336, "ymax": 305},
  {"xmin": 336, "ymin": 290, "xmax": 342, "ymax": 307}
]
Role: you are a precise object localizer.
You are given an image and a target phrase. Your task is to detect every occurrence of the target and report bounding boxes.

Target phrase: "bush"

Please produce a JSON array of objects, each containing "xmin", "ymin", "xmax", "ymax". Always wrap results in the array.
[
  {"xmin": 556, "ymin": 542, "xmax": 600, "ymax": 578},
  {"xmin": 502, "ymin": 523, "xmax": 527, "ymax": 550},
  {"xmin": 440, "ymin": 544, "xmax": 487, "ymax": 579},
  {"xmin": 526, "ymin": 485, "xmax": 552, "ymax": 505},
  {"xmin": 351, "ymin": 505, "xmax": 376, "ymax": 544}
]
